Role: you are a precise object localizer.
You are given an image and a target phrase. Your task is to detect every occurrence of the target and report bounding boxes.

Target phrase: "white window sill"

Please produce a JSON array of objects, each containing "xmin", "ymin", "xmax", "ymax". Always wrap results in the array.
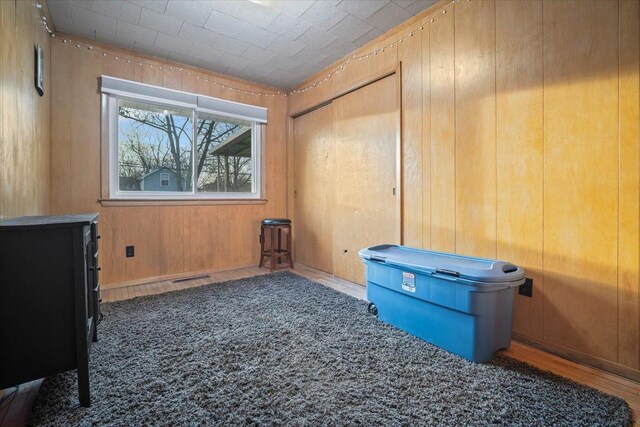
[{"xmin": 99, "ymin": 198, "xmax": 268, "ymax": 207}]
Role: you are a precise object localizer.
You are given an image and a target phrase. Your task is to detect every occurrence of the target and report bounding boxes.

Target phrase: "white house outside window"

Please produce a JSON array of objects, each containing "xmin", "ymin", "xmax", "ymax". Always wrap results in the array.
[{"xmin": 101, "ymin": 76, "xmax": 266, "ymax": 200}]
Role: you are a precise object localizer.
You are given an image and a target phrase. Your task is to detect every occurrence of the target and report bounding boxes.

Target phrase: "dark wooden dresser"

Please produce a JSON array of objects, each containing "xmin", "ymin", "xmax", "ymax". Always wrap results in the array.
[{"xmin": 0, "ymin": 214, "xmax": 100, "ymax": 407}]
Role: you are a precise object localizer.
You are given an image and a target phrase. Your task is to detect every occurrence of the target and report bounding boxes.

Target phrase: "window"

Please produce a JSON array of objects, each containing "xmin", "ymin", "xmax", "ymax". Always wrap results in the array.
[
  {"xmin": 196, "ymin": 113, "xmax": 253, "ymax": 193},
  {"xmin": 118, "ymin": 100, "xmax": 193, "ymax": 193},
  {"xmin": 102, "ymin": 76, "xmax": 266, "ymax": 200},
  {"xmin": 160, "ymin": 173, "xmax": 170, "ymax": 187}
]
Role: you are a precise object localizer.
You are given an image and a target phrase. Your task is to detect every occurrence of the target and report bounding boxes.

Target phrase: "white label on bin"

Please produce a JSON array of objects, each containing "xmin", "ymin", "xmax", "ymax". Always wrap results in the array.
[{"xmin": 402, "ymin": 272, "xmax": 416, "ymax": 293}]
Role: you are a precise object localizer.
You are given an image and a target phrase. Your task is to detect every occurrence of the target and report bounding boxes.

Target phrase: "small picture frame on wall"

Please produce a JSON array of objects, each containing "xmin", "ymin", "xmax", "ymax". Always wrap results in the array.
[{"xmin": 34, "ymin": 44, "xmax": 44, "ymax": 96}]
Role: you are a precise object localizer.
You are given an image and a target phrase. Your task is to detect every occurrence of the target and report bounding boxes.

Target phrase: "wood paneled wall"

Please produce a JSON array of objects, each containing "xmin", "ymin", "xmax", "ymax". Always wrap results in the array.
[
  {"xmin": 50, "ymin": 35, "xmax": 288, "ymax": 286},
  {"xmin": 0, "ymin": 0, "xmax": 51, "ymax": 219},
  {"xmin": 289, "ymin": 0, "xmax": 640, "ymax": 377}
]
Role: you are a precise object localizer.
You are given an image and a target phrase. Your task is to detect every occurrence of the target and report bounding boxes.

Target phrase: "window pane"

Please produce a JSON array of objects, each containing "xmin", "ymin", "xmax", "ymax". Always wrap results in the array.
[
  {"xmin": 196, "ymin": 112, "xmax": 252, "ymax": 193},
  {"xmin": 118, "ymin": 99, "xmax": 193, "ymax": 193}
]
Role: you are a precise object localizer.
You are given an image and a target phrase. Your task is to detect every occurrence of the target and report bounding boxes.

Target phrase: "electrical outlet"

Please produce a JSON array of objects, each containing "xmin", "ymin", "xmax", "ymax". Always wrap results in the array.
[
  {"xmin": 519, "ymin": 277, "xmax": 533, "ymax": 297},
  {"xmin": 126, "ymin": 246, "xmax": 135, "ymax": 258}
]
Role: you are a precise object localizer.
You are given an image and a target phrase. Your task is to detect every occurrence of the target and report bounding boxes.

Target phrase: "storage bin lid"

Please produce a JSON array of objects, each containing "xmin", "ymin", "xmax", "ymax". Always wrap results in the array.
[{"xmin": 359, "ymin": 244, "xmax": 525, "ymax": 283}]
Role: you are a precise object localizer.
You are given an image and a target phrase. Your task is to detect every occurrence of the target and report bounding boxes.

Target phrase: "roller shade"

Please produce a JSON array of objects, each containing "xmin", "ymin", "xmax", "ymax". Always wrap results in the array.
[
  {"xmin": 197, "ymin": 95, "xmax": 267, "ymax": 123},
  {"xmin": 100, "ymin": 75, "xmax": 267, "ymax": 123},
  {"xmin": 100, "ymin": 75, "xmax": 197, "ymax": 108}
]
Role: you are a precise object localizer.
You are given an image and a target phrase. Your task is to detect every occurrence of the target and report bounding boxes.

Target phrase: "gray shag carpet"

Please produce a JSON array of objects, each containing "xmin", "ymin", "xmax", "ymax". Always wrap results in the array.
[{"xmin": 29, "ymin": 272, "xmax": 632, "ymax": 426}]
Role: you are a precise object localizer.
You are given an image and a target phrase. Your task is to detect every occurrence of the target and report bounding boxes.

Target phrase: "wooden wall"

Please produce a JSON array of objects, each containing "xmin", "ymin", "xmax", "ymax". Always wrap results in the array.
[
  {"xmin": 50, "ymin": 35, "xmax": 288, "ymax": 286},
  {"xmin": 0, "ymin": 0, "xmax": 51, "ymax": 219},
  {"xmin": 289, "ymin": 0, "xmax": 640, "ymax": 378}
]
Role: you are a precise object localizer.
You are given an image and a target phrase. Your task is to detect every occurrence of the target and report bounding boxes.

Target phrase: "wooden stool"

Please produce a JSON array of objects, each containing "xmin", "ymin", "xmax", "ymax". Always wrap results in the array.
[{"xmin": 259, "ymin": 219, "xmax": 293, "ymax": 271}]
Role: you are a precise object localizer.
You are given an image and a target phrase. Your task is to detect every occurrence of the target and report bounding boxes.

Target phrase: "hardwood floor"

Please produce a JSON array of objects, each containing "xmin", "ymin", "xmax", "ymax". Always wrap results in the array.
[{"xmin": 2, "ymin": 264, "xmax": 638, "ymax": 426}]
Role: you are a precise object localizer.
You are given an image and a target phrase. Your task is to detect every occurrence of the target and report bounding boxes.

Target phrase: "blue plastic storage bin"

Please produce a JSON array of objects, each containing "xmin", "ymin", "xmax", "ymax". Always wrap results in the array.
[{"xmin": 359, "ymin": 244, "xmax": 526, "ymax": 362}]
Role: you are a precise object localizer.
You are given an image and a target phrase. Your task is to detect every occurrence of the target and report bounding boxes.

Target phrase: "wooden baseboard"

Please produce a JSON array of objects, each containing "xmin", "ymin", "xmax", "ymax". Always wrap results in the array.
[
  {"xmin": 512, "ymin": 332, "xmax": 640, "ymax": 382},
  {"xmin": 101, "ymin": 264, "xmax": 260, "ymax": 290}
]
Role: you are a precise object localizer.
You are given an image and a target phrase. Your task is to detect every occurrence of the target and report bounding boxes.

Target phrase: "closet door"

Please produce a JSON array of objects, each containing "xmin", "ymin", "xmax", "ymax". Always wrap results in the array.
[
  {"xmin": 293, "ymin": 104, "xmax": 334, "ymax": 273},
  {"xmin": 332, "ymin": 75, "xmax": 401, "ymax": 285}
]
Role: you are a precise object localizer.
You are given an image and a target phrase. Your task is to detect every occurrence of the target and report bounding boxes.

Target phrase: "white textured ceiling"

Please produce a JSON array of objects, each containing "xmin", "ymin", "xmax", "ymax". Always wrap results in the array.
[{"xmin": 46, "ymin": 0, "xmax": 437, "ymax": 89}]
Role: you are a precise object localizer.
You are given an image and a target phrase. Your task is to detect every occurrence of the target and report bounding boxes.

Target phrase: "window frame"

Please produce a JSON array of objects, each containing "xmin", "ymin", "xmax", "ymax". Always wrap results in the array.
[
  {"xmin": 103, "ymin": 88, "xmax": 263, "ymax": 201},
  {"xmin": 159, "ymin": 172, "xmax": 170, "ymax": 187}
]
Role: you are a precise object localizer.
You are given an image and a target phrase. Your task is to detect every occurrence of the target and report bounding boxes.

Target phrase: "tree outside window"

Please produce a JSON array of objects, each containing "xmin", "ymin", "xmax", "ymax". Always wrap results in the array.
[{"xmin": 117, "ymin": 99, "xmax": 253, "ymax": 194}]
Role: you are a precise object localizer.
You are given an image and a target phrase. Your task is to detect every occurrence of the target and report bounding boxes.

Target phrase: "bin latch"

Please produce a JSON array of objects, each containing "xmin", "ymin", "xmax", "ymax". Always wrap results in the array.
[
  {"xmin": 371, "ymin": 255, "xmax": 387, "ymax": 263},
  {"xmin": 435, "ymin": 268, "xmax": 460, "ymax": 277}
]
